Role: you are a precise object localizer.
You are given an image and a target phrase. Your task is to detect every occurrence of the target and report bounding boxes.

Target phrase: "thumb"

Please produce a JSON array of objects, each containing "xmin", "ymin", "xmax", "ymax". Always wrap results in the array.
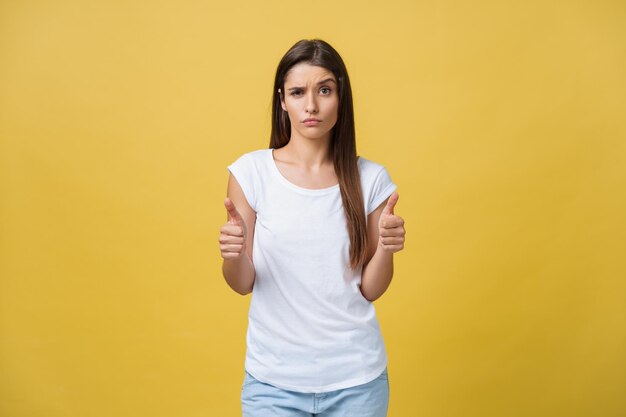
[
  {"xmin": 382, "ymin": 191, "xmax": 399, "ymax": 216},
  {"xmin": 224, "ymin": 197, "xmax": 243, "ymax": 224}
]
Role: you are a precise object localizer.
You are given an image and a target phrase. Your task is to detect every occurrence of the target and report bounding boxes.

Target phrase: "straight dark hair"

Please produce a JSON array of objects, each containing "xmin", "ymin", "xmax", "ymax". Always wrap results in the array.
[{"xmin": 269, "ymin": 39, "xmax": 367, "ymax": 270}]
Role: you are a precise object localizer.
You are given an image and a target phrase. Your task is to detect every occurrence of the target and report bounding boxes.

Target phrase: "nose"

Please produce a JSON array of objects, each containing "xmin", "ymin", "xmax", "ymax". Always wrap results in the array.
[{"xmin": 305, "ymin": 91, "xmax": 318, "ymax": 114}]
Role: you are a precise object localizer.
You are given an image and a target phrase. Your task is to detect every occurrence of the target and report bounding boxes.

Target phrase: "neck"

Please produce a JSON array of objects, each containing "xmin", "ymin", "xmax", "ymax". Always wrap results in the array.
[{"xmin": 282, "ymin": 133, "xmax": 333, "ymax": 169}]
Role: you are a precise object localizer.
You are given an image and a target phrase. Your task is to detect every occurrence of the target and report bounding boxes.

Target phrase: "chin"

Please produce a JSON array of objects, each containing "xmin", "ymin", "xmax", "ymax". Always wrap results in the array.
[{"xmin": 303, "ymin": 132, "xmax": 332, "ymax": 141}]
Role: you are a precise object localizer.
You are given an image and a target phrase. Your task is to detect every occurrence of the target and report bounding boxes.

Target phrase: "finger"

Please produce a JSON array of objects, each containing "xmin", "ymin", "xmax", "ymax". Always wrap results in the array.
[
  {"xmin": 380, "ymin": 243, "xmax": 404, "ymax": 252},
  {"xmin": 221, "ymin": 251, "xmax": 244, "ymax": 260},
  {"xmin": 379, "ymin": 226, "xmax": 405, "ymax": 237},
  {"xmin": 380, "ymin": 236, "xmax": 405, "ymax": 245},
  {"xmin": 380, "ymin": 215, "xmax": 404, "ymax": 230},
  {"xmin": 220, "ymin": 243, "xmax": 244, "ymax": 253},
  {"xmin": 224, "ymin": 197, "xmax": 243, "ymax": 224},
  {"xmin": 382, "ymin": 192, "xmax": 399, "ymax": 216},
  {"xmin": 220, "ymin": 224, "xmax": 244, "ymax": 237},
  {"xmin": 219, "ymin": 234, "xmax": 244, "ymax": 244}
]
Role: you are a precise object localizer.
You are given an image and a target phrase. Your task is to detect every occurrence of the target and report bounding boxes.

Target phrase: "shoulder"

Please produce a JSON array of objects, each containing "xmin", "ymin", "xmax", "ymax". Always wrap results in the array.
[
  {"xmin": 357, "ymin": 155, "xmax": 389, "ymax": 180},
  {"xmin": 228, "ymin": 148, "xmax": 272, "ymax": 175},
  {"xmin": 246, "ymin": 148, "xmax": 271, "ymax": 159},
  {"xmin": 232, "ymin": 148, "xmax": 270, "ymax": 164},
  {"xmin": 357, "ymin": 155, "xmax": 386, "ymax": 170}
]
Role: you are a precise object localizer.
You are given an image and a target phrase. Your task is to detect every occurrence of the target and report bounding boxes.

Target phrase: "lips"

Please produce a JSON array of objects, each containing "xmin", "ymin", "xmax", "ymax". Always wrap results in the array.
[{"xmin": 303, "ymin": 118, "xmax": 321, "ymax": 127}]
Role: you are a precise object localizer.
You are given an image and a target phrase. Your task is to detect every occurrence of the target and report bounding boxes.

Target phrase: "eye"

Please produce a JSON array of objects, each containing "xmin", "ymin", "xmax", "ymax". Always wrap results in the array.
[
  {"xmin": 320, "ymin": 87, "xmax": 331, "ymax": 95},
  {"xmin": 290, "ymin": 90, "xmax": 302, "ymax": 96}
]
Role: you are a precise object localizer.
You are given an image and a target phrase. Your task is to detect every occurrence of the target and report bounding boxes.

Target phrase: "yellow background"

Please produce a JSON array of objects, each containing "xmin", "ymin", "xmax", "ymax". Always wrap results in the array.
[{"xmin": 1, "ymin": 0, "xmax": 625, "ymax": 416}]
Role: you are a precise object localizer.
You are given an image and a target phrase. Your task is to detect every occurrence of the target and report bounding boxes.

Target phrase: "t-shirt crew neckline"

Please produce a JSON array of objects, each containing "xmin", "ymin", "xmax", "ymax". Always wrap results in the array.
[{"xmin": 269, "ymin": 148, "xmax": 340, "ymax": 194}]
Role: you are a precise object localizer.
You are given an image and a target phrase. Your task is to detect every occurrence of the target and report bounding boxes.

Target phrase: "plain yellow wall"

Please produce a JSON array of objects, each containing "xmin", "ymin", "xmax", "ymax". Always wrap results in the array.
[{"xmin": 1, "ymin": 0, "xmax": 625, "ymax": 416}]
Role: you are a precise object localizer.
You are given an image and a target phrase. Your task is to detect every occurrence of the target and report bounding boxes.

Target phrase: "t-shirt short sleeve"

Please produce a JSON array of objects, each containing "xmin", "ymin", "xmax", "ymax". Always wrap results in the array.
[
  {"xmin": 227, "ymin": 153, "xmax": 257, "ymax": 211},
  {"xmin": 367, "ymin": 166, "xmax": 397, "ymax": 215}
]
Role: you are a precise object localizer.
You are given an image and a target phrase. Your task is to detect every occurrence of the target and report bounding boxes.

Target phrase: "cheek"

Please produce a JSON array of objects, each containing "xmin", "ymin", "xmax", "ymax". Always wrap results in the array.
[
  {"xmin": 287, "ymin": 107, "xmax": 298, "ymax": 120},
  {"xmin": 285, "ymin": 100, "xmax": 299, "ymax": 115},
  {"xmin": 330, "ymin": 97, "xmax": 339, "ymax": 113},
  {"xmin": 329, "ymin": 103, "xmax": 339, "ymax": 120}
]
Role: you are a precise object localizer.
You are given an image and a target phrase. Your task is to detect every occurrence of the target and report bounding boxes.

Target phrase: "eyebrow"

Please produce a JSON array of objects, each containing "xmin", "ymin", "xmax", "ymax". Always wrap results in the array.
[{"xmin": 287, "ymin": 78, "xmax": 336, "ymax": 91}]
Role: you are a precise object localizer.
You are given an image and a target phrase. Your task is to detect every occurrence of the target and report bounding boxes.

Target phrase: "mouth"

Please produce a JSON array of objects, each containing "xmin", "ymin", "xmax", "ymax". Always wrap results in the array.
[{"xmin": 303, "ymin": 118, "xmax": 321, "ymax": 126}]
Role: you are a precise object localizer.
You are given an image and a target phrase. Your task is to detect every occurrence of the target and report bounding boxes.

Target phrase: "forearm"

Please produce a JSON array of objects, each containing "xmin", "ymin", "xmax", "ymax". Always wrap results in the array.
[
  {"xmin": 360, "ymin": 246, "xmax": 394, "ymax": 302},
  {"xmin": 222, "ymin": 253, "xmax": 256, "ymax": 295}
]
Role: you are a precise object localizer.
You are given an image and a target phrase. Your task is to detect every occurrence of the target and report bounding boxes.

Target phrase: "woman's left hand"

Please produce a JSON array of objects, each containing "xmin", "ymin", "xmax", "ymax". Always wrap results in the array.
[{"xmin": 378, "ymin": 191, "xmax": 405, "ymax": 253}]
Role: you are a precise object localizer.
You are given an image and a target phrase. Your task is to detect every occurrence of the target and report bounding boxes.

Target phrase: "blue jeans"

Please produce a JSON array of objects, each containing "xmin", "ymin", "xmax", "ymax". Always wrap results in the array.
[{"xmin": 241, "ymin": 368, "xmax": 389, "ymax": 416}]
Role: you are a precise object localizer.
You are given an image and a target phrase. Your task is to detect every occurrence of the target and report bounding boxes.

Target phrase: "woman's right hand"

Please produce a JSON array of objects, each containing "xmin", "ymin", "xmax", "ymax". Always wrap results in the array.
[{"xmin": 219, "ymin": 197, "xmax": 248, "ymax": 260}]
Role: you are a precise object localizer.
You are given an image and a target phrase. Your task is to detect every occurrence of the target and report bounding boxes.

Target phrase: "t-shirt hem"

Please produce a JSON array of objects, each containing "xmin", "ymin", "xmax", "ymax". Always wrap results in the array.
[
  {"xmin": 244, "ymin": 361, "xmax": 388, "ymax": 393},
  {"xmin": 368, "ymin": 182, "xmax": 398, "ymax": 215}
]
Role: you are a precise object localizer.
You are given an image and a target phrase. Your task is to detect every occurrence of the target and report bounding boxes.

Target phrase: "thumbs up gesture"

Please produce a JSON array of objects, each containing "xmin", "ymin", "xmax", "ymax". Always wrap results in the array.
[
  {"xmin": 219, "ymin": 197, "xmax": 248, "ymax": 260},
  {"xmin": 378, "ymin": 191, "xmax": 405, "ymax": 253}
]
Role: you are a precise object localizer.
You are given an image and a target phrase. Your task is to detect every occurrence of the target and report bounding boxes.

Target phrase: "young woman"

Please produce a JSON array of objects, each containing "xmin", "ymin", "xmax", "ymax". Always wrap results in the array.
[{"xmin": 219, "ymin": 39, "xmax": 406, "ymax": 417}]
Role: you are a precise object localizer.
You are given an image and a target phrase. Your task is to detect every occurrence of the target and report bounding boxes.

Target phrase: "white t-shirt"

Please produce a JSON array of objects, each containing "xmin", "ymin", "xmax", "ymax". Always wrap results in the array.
[{"xmin": 227, "ymin": 148, "xmax": 397, "ymax": 393}]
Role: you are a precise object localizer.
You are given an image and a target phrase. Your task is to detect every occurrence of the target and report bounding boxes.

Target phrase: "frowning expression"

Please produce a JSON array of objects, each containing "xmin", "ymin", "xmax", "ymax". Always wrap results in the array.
[{"xmin": 279, "ymin": 63, "xmax": 339, "ymax": 142}]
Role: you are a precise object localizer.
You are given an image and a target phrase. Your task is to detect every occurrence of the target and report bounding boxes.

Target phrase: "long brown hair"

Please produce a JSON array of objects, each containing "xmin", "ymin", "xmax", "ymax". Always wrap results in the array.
[{"xmin": 269, "ymin": 39, "xmax": 367, "ymax": 270}]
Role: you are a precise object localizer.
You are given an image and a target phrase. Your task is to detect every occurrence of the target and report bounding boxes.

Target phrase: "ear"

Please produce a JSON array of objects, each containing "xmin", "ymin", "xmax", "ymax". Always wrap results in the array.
[{"xmin": 278, "ymin": 88, "xmax": 287, "ymax": 112}]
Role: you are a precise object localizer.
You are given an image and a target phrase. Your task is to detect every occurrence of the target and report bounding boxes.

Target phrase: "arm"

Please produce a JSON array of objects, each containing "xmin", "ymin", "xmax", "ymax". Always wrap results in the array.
[
  {"xmin": 360, "ymin": 192, "xmax": 405, "ymax": 302},
  {"xmin": 220, "ymin": 173, "xmax": 257, "ymax": 295}
]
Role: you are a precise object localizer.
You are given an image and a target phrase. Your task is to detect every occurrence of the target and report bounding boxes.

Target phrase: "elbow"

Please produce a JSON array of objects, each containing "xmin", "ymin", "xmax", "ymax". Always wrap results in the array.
[
  {"xmin": 360, "ymin": 278, "xmax": 392, "ymax": 302},
  {"xmin": 236, "ymin": 287, "xmax": 253, "ymax": 296},
  {"xmin": 228, "ymin": 284, "xmax": 252, "ymax": 296},
  {"xmin": 360, "ymin": 287, "xmax": 381, "ymax": 303}
]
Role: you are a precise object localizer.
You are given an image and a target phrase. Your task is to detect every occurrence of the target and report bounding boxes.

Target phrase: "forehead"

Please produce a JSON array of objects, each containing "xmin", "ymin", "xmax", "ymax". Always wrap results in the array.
[{"xmin": 284, "ymin": 63, "xmax": 335, "ymax": 85}]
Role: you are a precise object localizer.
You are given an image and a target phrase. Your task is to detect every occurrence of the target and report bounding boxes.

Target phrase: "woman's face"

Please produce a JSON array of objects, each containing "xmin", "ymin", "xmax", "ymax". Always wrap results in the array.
[{"xmin": 279, "ymin": 62, "xmax": 339, "ymax": 143}]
